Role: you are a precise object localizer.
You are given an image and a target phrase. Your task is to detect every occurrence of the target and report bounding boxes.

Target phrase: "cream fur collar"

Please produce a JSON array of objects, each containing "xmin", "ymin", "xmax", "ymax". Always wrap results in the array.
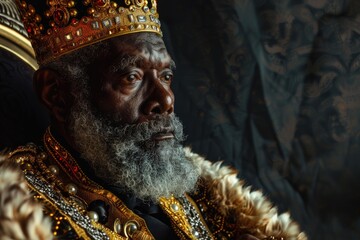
[
  {"xmin": 184, "ymin": 148, "xmax": 307, "ymax": 240},
  {"xmin": 0, "ymin": 156, "xmax": 52, "ymax": 240}
]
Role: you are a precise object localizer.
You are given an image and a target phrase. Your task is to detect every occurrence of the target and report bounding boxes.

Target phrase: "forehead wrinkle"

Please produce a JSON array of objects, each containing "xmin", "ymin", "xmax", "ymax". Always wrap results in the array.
[
  {"xmin": 109, "ymin": 54, "xmax": 176, "ymax": 73},
  {"xmin": 109, "ymin": 55, "xmax": 144, "ymax": 73},
  {"xmin": 145, "ymin": 51, "xmax": 175, "ymax": 70}
]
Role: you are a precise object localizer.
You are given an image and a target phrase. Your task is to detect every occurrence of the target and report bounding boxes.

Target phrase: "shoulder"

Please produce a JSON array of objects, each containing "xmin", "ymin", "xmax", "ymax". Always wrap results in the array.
[
  {"xmin": 184, "ymin": 147, "xmax": 307, "ymax": 240},
  {"xmin": 0, "ymin": 147, "xmax": 52, "ymax": 240}
]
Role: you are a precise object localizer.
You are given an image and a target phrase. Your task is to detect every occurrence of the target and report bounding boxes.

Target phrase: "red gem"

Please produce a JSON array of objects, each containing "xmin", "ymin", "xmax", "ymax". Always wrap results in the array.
[
  {"xmin": 71, "ymin": 18, "xmax": 78, "ymax": 25},
  {"xmin": 26, "ymin": 26, "xmax": 32, "ymax": 34},
  {"xmin": 94, "ymin": 0, "xmax": 107, "ymax": 7},
  {"xmin": 73, "ymin": 166, "xmax": 78, "ymax": 173},
  {"xmin": 54, "ymin": 9, "xmax": 65, "ymax": 22}
]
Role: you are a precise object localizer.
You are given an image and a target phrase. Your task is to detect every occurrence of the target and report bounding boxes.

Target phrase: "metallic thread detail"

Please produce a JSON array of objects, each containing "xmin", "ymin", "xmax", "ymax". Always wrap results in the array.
[
  {"xmin": 24, "ymin": 173, "xmax": 109, "ymax": 240},
  {"xmin": 177, "ymin": 195, "xmax": 214, "ymax": 240},
  {"xmin": 43, "ymin": 127, "xmax": 155, "ymax": 239},
  {"xmin": 159, "ymin": 195, "xmax": 213, "ymax": 240}
]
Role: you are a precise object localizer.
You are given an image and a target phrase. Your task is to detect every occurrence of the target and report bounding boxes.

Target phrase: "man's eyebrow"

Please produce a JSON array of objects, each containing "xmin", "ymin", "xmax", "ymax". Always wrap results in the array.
[
  {"xmin": 169, "ymin": 60, "xmax": 176, "ymax": 71},
  {"xmin": 109, "ymin": 55, "xmax": 177, "ymax": 73},
  {"xmin": 109, "ymin": 55, "xmax": 143, "ymax": 73}
]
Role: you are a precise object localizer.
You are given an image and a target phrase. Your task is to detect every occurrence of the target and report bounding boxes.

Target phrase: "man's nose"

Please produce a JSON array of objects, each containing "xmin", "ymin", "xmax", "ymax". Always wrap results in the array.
[{"xmin": 143, "ymin": 79, "xmax": 174, "ymax": 115}]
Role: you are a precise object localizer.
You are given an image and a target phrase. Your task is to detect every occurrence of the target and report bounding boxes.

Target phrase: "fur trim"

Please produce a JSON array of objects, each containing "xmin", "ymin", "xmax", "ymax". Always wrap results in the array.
[
  {"xmin": 0, "ymin": 156, "xmax": 52, "ymax": 240},
  {"xmin": 184, "ymin": 148, "xmax": 307, "ymax": 240},
  {"xmin": 0, "ymin": 148, "xmax": 306, "ymax": 240}
]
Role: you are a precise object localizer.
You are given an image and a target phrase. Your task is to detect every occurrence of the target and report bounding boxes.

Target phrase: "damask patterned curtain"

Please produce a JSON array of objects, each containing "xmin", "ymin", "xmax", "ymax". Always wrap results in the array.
[{"xmin": 159, "ymin": 0, "xmax": 360, "ymax": 239}]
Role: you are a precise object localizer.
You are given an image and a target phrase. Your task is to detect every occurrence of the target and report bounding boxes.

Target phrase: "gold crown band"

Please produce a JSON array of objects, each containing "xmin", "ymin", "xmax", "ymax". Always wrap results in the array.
[{"xmin": 16, "ymin": 0, "xmax": 162, "ymax": 65}]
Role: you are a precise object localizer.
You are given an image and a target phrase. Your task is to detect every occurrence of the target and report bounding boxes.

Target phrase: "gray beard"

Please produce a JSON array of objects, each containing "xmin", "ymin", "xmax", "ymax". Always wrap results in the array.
[{"xmin": 68, "ymin": 97, "xmax": 200, "ymax": 202}]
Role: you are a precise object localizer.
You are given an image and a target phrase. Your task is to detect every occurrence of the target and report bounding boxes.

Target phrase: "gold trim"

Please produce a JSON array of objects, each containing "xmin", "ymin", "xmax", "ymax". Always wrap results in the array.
[
  {"xmin": 43, "ymin": 128, "xmax": 155, "ymax": 239},
  {"xmin": 184, "ymin": 193, "xmax": 215, "ymax": 239},
  {"xmin": 26, "ymin": 181, "xmax": 93, "ymax": 240},
  {"xmin": 0, "ymin": 24, "xmax": 38, "ymax": 70},
  {"xmin": 159, "ymin": 195, "xmax": 197, "ymax": 240}
]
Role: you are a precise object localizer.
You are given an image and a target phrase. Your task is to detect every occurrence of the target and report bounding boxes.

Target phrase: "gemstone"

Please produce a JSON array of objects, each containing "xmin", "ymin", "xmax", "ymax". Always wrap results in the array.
[
  {"xmin": 38, "ymin": 152, "xmax": 47, "ymax": 160},
  {"xmin": 102, "ymin": 19, "xmax": 111, "ymax": 28},
  {"xmin": 49, "ymin": 165, "xmax": 59, "ymax": 175},
  {"xmin": 128, "ymin": 14, "xmax": 135, "ymax": 23},
  {"xmin": 113, "ymin": 218, "xmax": 122, "ymax": 234},
  {"xmin": 71, "ymin": 18, "xmax": 79, "ymax": 25},
  {"xmin": 171, "ymin": 203, "xmax": 179, "ymax": 212},
  {"xmin": 87, "ymin": 7, "xmax": 95, "ymax": 15},
  {"xmin": 66, "ymin": 183, "xmax": 77, "ymax": 195},
  {"xmin": 65, "ymin": 33, "xmax": 73, "ymax": 41},
  {"xmin": 76, "ymin": 28, "xmax": 83, "ymax": 36},
  {"xmin": 87, "ymin": 211, "xmax": 99, "ymax": 222},
  {"xmin": 149, "ymin": 15, "xmax": 155, "ymax": 22},
  {"xmin": 192, "ymin": 230, "xmax": 200, "ymax": 237},
  {"xmin": 68, "ymin": 0, "xmax": 75, "ymax": 7},
  {"xmin": 70, "ymin": 9, "xmax": 78, "ymax": 17},
  {"xmin": 110, "ymin": 2, "xmax": 117, "ymax": 8},
  {"xmin": 114, "ymin": 16, "xmax": 120, "ymax": 24},
  {"xmin": 54, "ymin": 9, "xmax": 67, "ymax": 26},
  {"xmin": 35, "ymin": 14, "xmax": 41, "ymax": 22},
  {"xmin": 143, "ymin": 6, "xmax": 149, "ymax": 12},
  {"xmin": 94, "ymin": 0, "xmax": 107, "ymax": 7},
  {"xmin": 91, "ymin": 21, "xmax": 100, "ymax": 29},
  {"xmin": 137, "ymin": 15, "xmax": 146, "ymax": 22}
]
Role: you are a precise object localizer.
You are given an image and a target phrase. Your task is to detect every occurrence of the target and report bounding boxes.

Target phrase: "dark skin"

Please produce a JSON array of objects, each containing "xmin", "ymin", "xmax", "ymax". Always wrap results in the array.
[{"xmin": 33, "ymin": 33, "xmax": 175, "ymax": 150}]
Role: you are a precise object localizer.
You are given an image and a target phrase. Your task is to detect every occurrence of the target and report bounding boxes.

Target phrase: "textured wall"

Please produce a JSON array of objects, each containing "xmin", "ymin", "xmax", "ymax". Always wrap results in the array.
[{"xmin": 159, "ymin": 0, "xmax": 360, "ymax": 239}]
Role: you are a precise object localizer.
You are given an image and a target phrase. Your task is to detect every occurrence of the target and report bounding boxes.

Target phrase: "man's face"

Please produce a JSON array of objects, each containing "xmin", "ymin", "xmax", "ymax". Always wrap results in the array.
[
  {"xmin": 87, "ymin": 33, "xmax": 175, "ymax": 136},
  {"xmin": 65, "ymin": 33, "xmax": 199, "ymax": 202}
]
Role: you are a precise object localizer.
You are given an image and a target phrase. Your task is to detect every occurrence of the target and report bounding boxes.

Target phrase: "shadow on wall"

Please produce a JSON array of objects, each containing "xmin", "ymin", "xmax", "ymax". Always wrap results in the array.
[{"xmin": 0, "ymin": 48, "xmax": 49, "ymax": 149}]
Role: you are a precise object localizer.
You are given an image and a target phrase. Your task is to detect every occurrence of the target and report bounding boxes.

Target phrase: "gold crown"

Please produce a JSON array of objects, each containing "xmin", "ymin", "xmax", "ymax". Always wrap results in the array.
[{"xmin": 15, "ymin": 0, "xmax": 162, "ymax": 65}]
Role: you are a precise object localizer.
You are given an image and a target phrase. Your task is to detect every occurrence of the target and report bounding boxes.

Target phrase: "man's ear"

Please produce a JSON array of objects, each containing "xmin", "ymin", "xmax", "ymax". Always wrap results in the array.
[{"xmin": 33, "ymin": 68, "xmax": 70, "ymax": 123}]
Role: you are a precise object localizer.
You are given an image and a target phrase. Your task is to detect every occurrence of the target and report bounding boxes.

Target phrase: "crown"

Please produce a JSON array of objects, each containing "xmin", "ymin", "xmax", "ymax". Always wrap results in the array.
[{"xmin": 15, "ymin": 0, "xmax": 162, "ymax": 65}]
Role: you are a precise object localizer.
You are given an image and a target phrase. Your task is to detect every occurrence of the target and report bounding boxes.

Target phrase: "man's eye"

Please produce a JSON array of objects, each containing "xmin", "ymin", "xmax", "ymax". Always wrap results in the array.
[
  {"xmin": 127, "ymin": 74, "xmax": 137, "ymax": 82},
  {"xmin": 162, "ymin": 74, "xmax": 173, "ymax": 82}
]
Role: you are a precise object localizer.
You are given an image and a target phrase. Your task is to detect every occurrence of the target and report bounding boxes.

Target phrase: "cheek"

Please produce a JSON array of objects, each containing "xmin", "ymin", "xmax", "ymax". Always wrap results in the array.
[{"xmin": 92, "ymin": 84, "xmax": 142, "ymax": 124}]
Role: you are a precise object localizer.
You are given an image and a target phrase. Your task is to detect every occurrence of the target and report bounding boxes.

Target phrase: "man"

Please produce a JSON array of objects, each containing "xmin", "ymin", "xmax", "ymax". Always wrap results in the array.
[{"xmin": 1, "ymin": 0, "xmax": 306, "ymax": 239}]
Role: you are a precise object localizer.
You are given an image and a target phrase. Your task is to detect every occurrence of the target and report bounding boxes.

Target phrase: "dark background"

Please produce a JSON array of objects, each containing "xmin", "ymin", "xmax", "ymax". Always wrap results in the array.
[
  {"xmin": 159, "ymin": 0, "xmax": 360, "ymax": 239},
  {"xmin": 1, "ymin": 0, "xmax": 360, "ymax": 239}
]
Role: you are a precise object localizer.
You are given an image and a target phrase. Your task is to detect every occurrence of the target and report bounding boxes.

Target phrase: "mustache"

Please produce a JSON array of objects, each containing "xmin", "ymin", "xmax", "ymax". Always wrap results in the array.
[{"xmin": 100, "ymin": 114, "xmax": 185, "ymax": 143}]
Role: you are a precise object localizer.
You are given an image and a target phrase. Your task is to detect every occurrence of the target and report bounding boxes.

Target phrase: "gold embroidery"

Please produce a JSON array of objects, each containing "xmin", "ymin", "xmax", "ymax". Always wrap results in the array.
[
  {"xmin": 9, "ymin": 131, "xmax": 155, "ymax": 240},
  {"xmin": 159, "ymin": 195, "xmax": 197, "ymax": 240}
]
